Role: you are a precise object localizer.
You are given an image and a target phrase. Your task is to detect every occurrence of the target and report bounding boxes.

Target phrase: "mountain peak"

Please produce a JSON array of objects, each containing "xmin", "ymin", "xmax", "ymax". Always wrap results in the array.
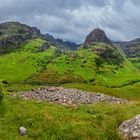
[
  {"xmin": 84, "ymin": 28, "xmax": 111, "ymax": 46},
  {"xmin": 0, "ymin": 21, "xmax": 41, "ymax": 53}
]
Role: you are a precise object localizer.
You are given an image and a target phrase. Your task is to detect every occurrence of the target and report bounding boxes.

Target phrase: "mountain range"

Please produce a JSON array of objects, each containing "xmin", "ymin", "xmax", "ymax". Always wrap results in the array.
[
  {"xmin": 44, "ymin": 33, "xmax": 79, "ymax": 51},
  {"xmin": 0, "ymin": 21, "xmax": 79, "ymax": 54},
  {"xmin": 0, "ymin": 21, "xmax": 140, "ymax": 93},
  {"xmin": 1, "ymin": 21, "xmax": 140, "ymax": 139}
]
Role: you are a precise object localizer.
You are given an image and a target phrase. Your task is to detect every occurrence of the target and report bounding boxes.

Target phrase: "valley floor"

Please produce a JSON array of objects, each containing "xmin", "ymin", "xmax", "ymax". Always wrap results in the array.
[{"xmin": 0, "ymin": 84, "xmax": 140, "ymax": 140}]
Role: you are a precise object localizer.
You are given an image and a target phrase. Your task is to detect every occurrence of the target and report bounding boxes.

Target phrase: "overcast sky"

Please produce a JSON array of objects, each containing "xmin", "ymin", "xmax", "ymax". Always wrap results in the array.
[{"xmin": 0, "ymin": 0, "xmax": 140, "ymax": 43}]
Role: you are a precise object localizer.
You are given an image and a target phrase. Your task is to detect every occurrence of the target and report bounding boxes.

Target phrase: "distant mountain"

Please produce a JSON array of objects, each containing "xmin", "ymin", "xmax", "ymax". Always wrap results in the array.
[
  {"xmin": 44, "ymin": 33, "xmax": 79, "ymax": 51},
  {"xmin": 43, "ymin": 33, "xmax": 57, "ymax": 45},
  {"xmin": 81, "ymin": 28, "xmax": 124, "ymax": 66},
  {"xmin": 0, "ymin": 22, "xmax": 139, "ymax": 89},
  {"xmin": 113, "ymin": 38, "xmax": 140, "ymax": 58},
  {"xmin": 31, "ymin": 28, "xmax": 133, "ymax": 86},
  {"xmin": 84, "ymin": 28, "xmax": 111, "ymax": 46},
  {"xmin": 0, "ymin": 21, "xmax": 78, "ymax": 54},
  {"xmin": 0, "ymin": 22, "xmax": 42, "ymax": 53}
]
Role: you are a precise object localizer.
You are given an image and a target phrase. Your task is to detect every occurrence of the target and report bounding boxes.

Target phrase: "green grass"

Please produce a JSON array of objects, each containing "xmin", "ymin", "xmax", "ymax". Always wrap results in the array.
[
  {"xmin": 1, "ymin": 41, "xmax": 140, "ymax": 90},
  {"xmin": 32, "ymin": 45, "xmax": 140, "ymax": 88},
  {"xmin": 31, "ymin": 53, "xmax": 96, "ymax": 84},
  {"xmin": 6, "ymin": 84, "xmax": 42, "ymax": 92},
  {"xmin": 1, "ymin": 41, "xmax": 140, "ymax": 139},
  {"xmin": 1, "ymin": 23, "xmax": 140, "ymax": 140},
  {"xmin": 0, "ymin": 52, "xmax": 38, "ymax": 83},
  {"xmin": 19, "ymin": 39, "xmax": 46, "ymax": 53},
  {"xmin": 0, "ymin": 39, "xmax": 57, "ymax": 83},
  {"xmin": 95, "ymin": 60, "xmax": 140, "ymax": 87},
  {"xmin": 1, "ymin": 95, "xmax": 140, "ymax": 140},
  {"xmin": 129, "ymin": 57, "xmax": 140, "ymax": 69}
]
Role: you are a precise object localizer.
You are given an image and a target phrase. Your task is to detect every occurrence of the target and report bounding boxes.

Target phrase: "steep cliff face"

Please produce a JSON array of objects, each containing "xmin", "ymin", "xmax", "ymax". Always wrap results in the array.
[
  {"xmin": 0, "ymin": 22, "xmax": 41, "ymax": 37},
  {"xmin": 0, "ymin": 22, "xmax": 41, "ymax": 53},
  {"xmin": 84, "ymin": 28, "xmax": 111, "ymax": 46},
  {"xmin": 0, "ymin": 21, "xmax": 79, "ymax": 53}
]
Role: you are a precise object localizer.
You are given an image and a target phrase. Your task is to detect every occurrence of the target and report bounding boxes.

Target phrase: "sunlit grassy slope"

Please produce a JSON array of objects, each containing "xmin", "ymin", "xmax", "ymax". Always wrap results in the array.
[
  {"xmin": 1, "ymin": 41, "xmax": 140, "ymax": 99},
  {"xmin": 129, "ymin": 57, "xmax": 140, "ymax": 69},
  {"xmin": 31, "ymin": 43, "xmax": 140, "ymax": 87},
  {"xmin": 0, "ymin": 94, "xmax": 140, "ymax": 140},
  {"xmin": 0, "ymin": 38, "xmax": 57, "ymax": 83},
  {"xmin": 0, "ymin": 39, "xmax": 140, "ymax": 140}
]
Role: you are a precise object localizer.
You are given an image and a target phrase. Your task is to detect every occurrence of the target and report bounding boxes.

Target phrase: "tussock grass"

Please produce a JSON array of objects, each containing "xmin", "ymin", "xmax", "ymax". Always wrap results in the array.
[{"xmin": 1, "ymin": 95, "xmax": 140, "ymax": 140}]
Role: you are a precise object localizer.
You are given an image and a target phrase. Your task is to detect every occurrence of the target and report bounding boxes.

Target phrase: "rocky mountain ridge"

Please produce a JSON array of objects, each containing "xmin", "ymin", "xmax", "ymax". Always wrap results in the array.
[
  {"xmin": 0, "ymin": 21, "xmax": 79, "ymax": 53},
  {"xmin": 44, "ymin": 33, "xmax": 78, "ymax": 51},
  {"xmin": 84, "ymin": 28, "xmax": 111, "ymax": 46},
  {"xmin": 113, "ymin": 38, "xmax": 140, "ymax": 58},
  {"xmin": 1, "ymin": 21, "xmax": 140, "ymax": 59},
  {"xmin": 0, "ymin": 22, "xmax": 42, "ymax": 53}
]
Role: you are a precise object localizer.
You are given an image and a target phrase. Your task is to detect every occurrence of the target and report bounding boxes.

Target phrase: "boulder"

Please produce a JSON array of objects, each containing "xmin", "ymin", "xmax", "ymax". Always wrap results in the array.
[
  {"xmin": 19, "ymin": 126, "xmax": 27, "ymax": 136},
  {"xmin": 118, "ymin": 115, "xmax": 140, "ymax": 140}
]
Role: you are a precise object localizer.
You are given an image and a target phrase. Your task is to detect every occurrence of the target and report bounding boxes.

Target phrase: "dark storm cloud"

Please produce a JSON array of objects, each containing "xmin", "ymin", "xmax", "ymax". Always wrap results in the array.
[{"xmin": 0, "ymin": 0, "xmax": 140, "ymax": 43}]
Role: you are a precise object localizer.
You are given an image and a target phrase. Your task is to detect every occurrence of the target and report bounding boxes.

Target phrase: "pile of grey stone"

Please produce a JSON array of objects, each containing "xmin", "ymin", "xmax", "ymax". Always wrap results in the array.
[{"xmin": 12, "ymin": 86, "xmax": 128, "ymax": 105}]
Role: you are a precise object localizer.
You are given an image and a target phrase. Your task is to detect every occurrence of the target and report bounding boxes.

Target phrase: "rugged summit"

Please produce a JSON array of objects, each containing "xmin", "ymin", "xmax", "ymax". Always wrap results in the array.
[
  {"xmin": 84, "ymin": 28, "xmax": 111, "ymax": 46},
  {"xmin": 0, "ymin": 22, "xmax": 41, "ymax": 53},
  {"xmin": 0, "ymin": 21, "xmax": 78, "ymax": 53}
]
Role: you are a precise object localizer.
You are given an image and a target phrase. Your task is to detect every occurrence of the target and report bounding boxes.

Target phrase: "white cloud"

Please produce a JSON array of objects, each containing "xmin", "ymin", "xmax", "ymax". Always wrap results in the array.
[{"xmin": 0, "ymin": 0, "xmax": 140, "ymax": 43}]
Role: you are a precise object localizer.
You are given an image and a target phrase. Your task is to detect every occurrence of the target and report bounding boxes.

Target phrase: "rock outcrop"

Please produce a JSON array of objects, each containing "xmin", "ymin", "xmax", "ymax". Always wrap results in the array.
[
  {"xmin": 114, "ymin": 39, "xmax": 140, "ymax": 58},
  {"xmin": 11, "ymin": 86, "xmax": 128, "ymax": 105},
  {"xmin": 0, "ymin": 22, "xmax": 41, "ymax": 53},
  {"xmin": 84, "ymin": 28, "xmax": 111, "ymax": 46},
  {"xmin": 0, "ymin": 21, "xmax": 79, "ymax": 53},
  {"xmin": 118, "ymin": 115, "xmax": 140, "ymax": 140}
]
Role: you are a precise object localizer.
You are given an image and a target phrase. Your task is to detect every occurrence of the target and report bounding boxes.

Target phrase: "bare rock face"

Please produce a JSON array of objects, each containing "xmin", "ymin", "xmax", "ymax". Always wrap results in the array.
[
  {"xmin": 118, "ymin": 115, "xmax": 140, "ymax": 140},
  {"xmin": 0, "ymin": 22, "xmax": 42, "ymax": 53},
  {"xmin": 84, "ymin": 28, "xmax": 111, "ymax": 46}
]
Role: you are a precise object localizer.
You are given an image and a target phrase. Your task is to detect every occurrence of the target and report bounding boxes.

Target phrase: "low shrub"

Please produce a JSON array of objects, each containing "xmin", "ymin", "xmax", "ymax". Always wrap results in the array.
[{"xmin": 0, "ymin": 86, "xmax": 4, "ymax": 104}]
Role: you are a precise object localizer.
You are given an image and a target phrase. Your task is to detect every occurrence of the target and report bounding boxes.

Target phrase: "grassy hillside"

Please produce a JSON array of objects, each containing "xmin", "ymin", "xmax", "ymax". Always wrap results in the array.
[
  {"xmin": 128, "ymin": 57, "xmax": 140, "ymax": 69},
  {"xmin": 0, "ymin": 23, "xmax": 140, "ymax": 140},
  {"xmin": 31, "ymin": 43, "xmax": 140, "ymax": 87},
  {"xmin": 0, "ymin": 40, "xmax": 139, "ymax": 100},
  {"xmin": 0, "ymin": 38, "xmax": 57, "ymax": 83},
  {"xmin": 114, "ymin": 39, "xmax": 140, "ymax": 69}
]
